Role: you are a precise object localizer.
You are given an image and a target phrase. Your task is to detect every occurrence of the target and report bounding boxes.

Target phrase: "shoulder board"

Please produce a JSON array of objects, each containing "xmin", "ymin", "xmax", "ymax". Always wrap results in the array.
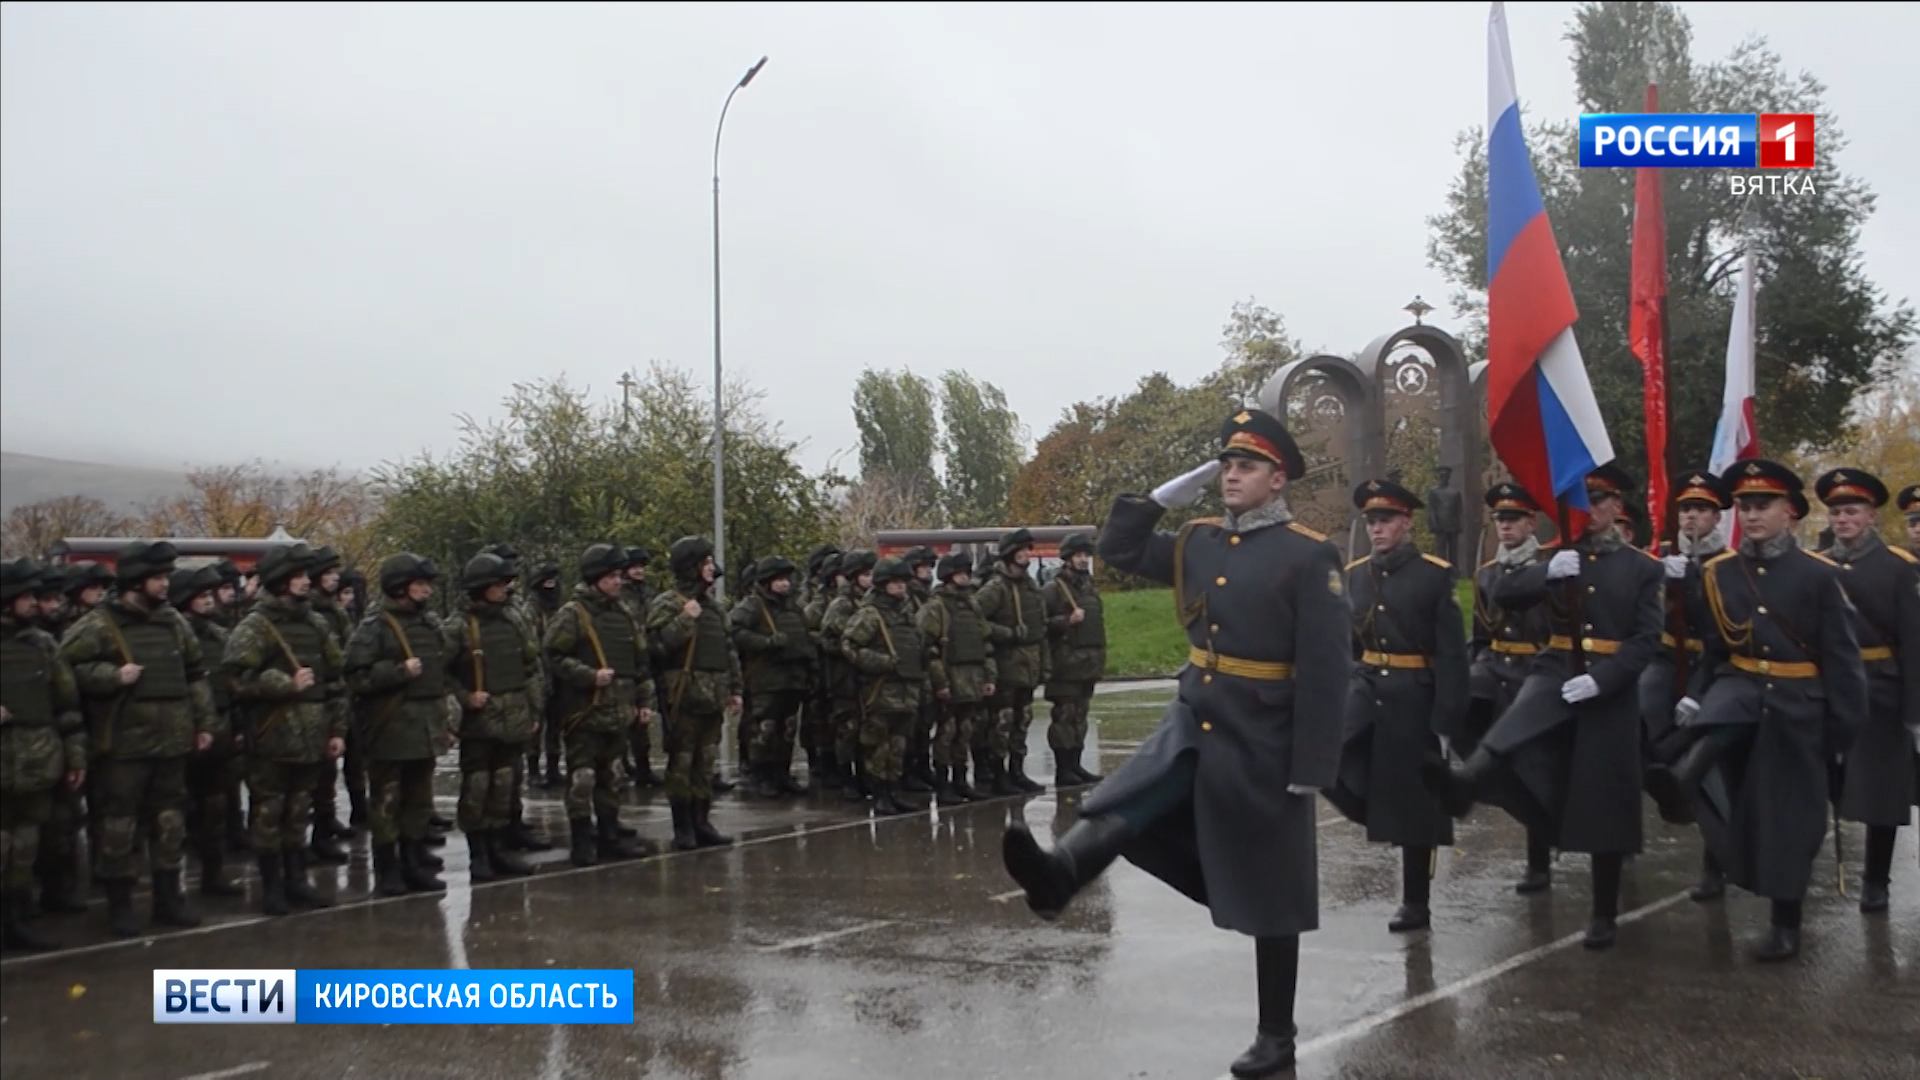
[
  {"xmin": 1476, "ymin": 558, "xmax": 1500, "ymax": 572},
  {"xmin": 1287, "ymin": 521, "xmax": 1327, "ymax": 542},
  {"xmin": 1421, "ymin": 553, "xmax": 1452, "ymax": 570},
  {"xmin": 1888, "ymin": 546, "xmax": 1918, "ymax": 565},
  {"xmin": 1802, "ymin": 550, "xmax": 1839, "ymax": 568},
  {"xmin": 1180, "ymin": 517, "xmax": 1224, "ymax": 534},
  {"xmin": 1633, "ymin": 547, "xmax": 1661, "ymax": 561},
  {"xmin": 1344, "ymin": 556, "xmax": 1369, "ymax": 571},
  {"xmin": 1703, "ymin": 551, "xmax": 1739, "ymax": 571}
]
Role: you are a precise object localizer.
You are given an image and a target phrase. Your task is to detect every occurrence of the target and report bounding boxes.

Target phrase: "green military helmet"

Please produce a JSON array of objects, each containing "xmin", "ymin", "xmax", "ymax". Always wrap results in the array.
[
  {"xmin": 527, "ymin": 561, "xmax": 561, "ymax": 589},
  {"xmin": 669, "ymin": 536, "xmax": 716, "ymax": 580},
  {"xmin": 625, "ymin": 545, "xmax": 653, "ymax": 568},
  {"xmin": 998, "ymin": 528, "xmax": 1035, "ymax": 561},
  {"xmin": 578, "ymin": 543, "xmax": 629, "ymax": 584},
  {"xmin": 936, "ymin": 551, "xmax": 974, "ymax": 582},
  {"xmin": 1060, "ymin": 533, "xmax": 1096, "ymax": 558},
  {"xmin": 256, "ymin": 543, "xmax": 316, "ymax": 592},
  {"xmin": 871, "ymin": 556, "xmax": 913, "ymax": 585},
  {"xmin": 32, "ymin": 562, "xmax": 69, "ymax": 598},
  {"xmin": 756, "ymin": 555, "xmax": 798, "ymax": 587},
  {"xmin": 482, "ymin": 543, "xmax": 522, "ymax": 574},
  {"xmin": 840, "ymin": 549, "xmax": 878, "ymax": 581},
  {"xmin": 308, "ymin": 545, "xmax": 344, "ymax": 577},
  {"xmin": 211, "ymin": 558, "xmax": 243, "ymax": 586},
  {"xmin": 378, "ymin": 553, "xmax": 440, "ymax": 597},
  {"xmin": 63, "ymin": 561, "xmax": 115, "ymax": 597},
  {"xmin": 2, "ymin": 557, "xmax": 44, "ymax": 603},
  {"xmin": 817, "ymin": 551, "xmax": 843, "ymax": 583},
  {"xmin": 168, "ymin": 565, "xmax": 222, "ymax": 609},
  {"xmin": 805, "ymin": 544, "xmax": 841, "ymax": 579},
  {"xmin": 462, "ymin": 552, "xmax": 517, "ymax": 594},
  {"xmin": 115, "ymin": 540, "xmax": 180, "ymax": 587},
  {"xmin": 904, "ymin": 545, "xmax": 939, "ymax": 570},
  {"xmin": 737, "ymin": 558, "xmax": 763, "ymax": 591}
]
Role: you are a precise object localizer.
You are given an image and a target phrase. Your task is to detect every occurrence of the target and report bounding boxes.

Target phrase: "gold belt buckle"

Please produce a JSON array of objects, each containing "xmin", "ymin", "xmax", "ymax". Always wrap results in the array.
[
  {"xmin": 1757, "ymin": 659, "xmax": 1770, "ymax": 674},
  {"xmin": 1581, "ymin": 637, "xmax": 1595, "ymax": 651}
]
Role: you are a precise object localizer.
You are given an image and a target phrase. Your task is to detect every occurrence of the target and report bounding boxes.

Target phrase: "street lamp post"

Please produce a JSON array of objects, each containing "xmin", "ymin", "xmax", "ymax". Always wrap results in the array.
[{"xmin": 710, "ymin": 55, "xmax": 767, "ymax": 603}]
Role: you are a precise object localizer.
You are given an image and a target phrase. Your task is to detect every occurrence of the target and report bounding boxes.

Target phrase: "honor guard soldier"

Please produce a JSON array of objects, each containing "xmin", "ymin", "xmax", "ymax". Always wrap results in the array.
[
  {"xmin": 646, "ymin": 537, "xmax": 742, "ymax": 852},
  {"xmin": 1812, "ymin": 469, "xmax": 1919, "ymax": 914},
  {"xmin": 1428, "ymin": 464, "xmax": 1665, "ymax": 950},
  {"xmin": 1003, "ymin": 408, "xmax": 1348, "ymax": 1079},
  {"xmin": 223, "ymin": 543, "xmax": 348, "ymax": 916},
  {"xmin": 1900, "ymin": 484, "xmax": 1920, "ymax": 555},
  {"xmin": 444, "ymin": 553, "xmax": 542, "ymax": 882},
  {"xmin": 343, "ymin": 555, "xmax": 451, "ymax": 896},
  {"xmin": 1328, "ymin": 479, "xmax": 1470, "ymax": 933},
  {"xmin": 976, "ymin": 529, "xmax": 1050, "ymax": 794},
  {"xmin": 64, "ymin": 541, "xmax": 218, "ymax": 937},
  {"xmin": 920, "ymin": 552, "xmax": 996, "ymax": 803},
  {"xmin": 821, "ymin": 550, "xmax": 877, "ymax": 801},
  {"xmin": 1043, "ymin": 533, "xmax": 1107, "ymax": 789},
  {"xmin": 1643, "ymin": 460, "xmax": 1869, "ymax": 960},
  {"xmin": 169, "ymin": 566, "xmax": 243, "ymax": 898},
  {"xmin": 1466, "ymin": 482, "xmax": 1557, "ymax": 892},
  {"xmin": 2, "ymin": 560, "xmax": 86, "ymax": 952},
  {"xmin": 842, "ymin": 558, "xmax": 937, "ymax": 816},
  {"xmin": 802, "ymin": 551, "xmax": 845, "ymax": 789},
  {"xmin": 729, "ymin": 556, "xmax": 817, "ymax": 798}
]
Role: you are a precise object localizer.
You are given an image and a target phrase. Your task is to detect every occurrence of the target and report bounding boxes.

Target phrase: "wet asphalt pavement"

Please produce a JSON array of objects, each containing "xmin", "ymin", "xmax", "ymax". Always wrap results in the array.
[{"xmin": 2, "ymin": 681, "xmax": 1915, "ymax": 1080}]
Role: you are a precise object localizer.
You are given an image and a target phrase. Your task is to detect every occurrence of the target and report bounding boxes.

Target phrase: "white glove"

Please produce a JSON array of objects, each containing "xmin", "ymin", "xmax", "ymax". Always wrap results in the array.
[
  {"xmin": 1561, "ymin": 674, "xmax": 1600, "ymax": 703},
  {"xmin": 1673, "ymin": 696, "xmax": 1701, "ymax": 727},
  {"xmin": 1662, "ymin": 555, "xmax": 1689, "ymax": 580},
  {"xmin": 1286, "ymin": 784, "xmax": 1319, "ymax": 796},
  {"xmin": 1150, "ymin": 460, "xmax": 1223, "ymax": 509},
  {"xmin": 1546, "ymin": 550, "xmax": 1582, "ymax": 580}
]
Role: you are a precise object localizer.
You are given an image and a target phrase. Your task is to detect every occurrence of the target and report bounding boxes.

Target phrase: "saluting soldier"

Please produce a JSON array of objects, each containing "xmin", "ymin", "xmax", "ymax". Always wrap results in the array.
[
  {"xmin": 1812, "ymin": 469, "xmax": 1919, "ymax": 915},
  {"xmin": 1043, "ymin": 532, "xmax": 1106, "ymax": 789},
  {"xmin": 646, "ymin": 537, "xmax": 742, "ymax": 852},
  {"xmin": 842, "ymin": 558, "xmax": 937, "ymax": 816},
  {"xmin": 1428, "ymin": 464, "xmax": 1664, "ymax": 951},
  {"xmin": 2, "ymin": 559, "xmax": 86, "ymax": 952},
  {"xmin": 1004, "ymin": 408, "xmax": 1348, "ymax": 1080},
  {"xmin": 822, "ymin": 550, "xmax": 877, "ymax": 801},
  {"xmin": 343, "ymin": 555, "xmax": 450, "ymax": 896},
  {"xmin": 169, "ymin": 566, "xmax": 243, "ymax": 899},
  {"xmin": 730, "ymin": 556, "xmax": 816, "ymax": 798},
  {"xmin": 901, "ymin": 547, "xmax": 942, "ymax": 796},
  {"xmin": 920, "ymin": 552, "xmax": 996, "ymax": 803},
  {"xmin": 1642, "ymin": 461, "xmax": 1869, "ymax": 960},
  {"xmin": 1466, "ymin": 482, "xmax": 1557, "ymax": 893},
  {"xmin": 305, "ymin": 546, "xmax": 355, "ymax": 862},
  {"xmin": 976, "ymin": 530, "xmax": 1049, "ymax": 794},
  {"xmin": 63, "ymin": 541, "xmax": 218, "ymax": 937},
  {"xmin": 223, "ymin": 543, "xmax": 347, "ymax": 916},
  {"xmin": 800, "ymin": 547, "xmax": 842, "ymax": 787},
  {"xmin": 1328, "ymin": 479, "xmax": 1469, "ymax": 933}
]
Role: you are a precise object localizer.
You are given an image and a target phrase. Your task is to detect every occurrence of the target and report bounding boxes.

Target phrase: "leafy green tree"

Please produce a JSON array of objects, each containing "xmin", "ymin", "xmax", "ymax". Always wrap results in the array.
[
  {"xmin": 851, "ymin": 368, "xmax": 940, "ymax": 517},
  {"xmin": 938, "ymin": 371, "xmax": 1025, "ymax": 527}
]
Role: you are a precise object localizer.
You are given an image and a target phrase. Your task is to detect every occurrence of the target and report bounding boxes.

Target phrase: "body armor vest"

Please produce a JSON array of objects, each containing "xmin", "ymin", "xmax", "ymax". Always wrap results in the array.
[
  {"xmin": 1061, "ymin": 578, "xmax": 1106, "ymax": 648},
  {"xmin": 943, "ymin": 596, "xmax": 989, "ymax": 665},
  {"xmin": 270, "ymin": 613, "xmax": 330, "ymax": 703},
  {"xmin": 474, "ymin": 614, "xmax": 531, "ymax": 693},
  {"xmin": 885, "ymin": 611, "xmax": 926, "ymax": 681},
  {"xmin": 1, "ymin": 636, "xmax": 53, "ymax": 725},
  {"xmin": 391, "ymin": 616, "xmax": 446, "ymax": 699},
  {"xmin": 588, "ymin": 604, "xmax": 642, "ymax": 677},
  {"xmin": 121, "ymin": 617, "xmax": 190, "ymax": 701},
  {"xmin": 769, "ymin": 600, "xmax": 815, "ymax": 661},
  {"xmin": 683, "ymin": 596, "xmax": 733, "ymax": 673}
]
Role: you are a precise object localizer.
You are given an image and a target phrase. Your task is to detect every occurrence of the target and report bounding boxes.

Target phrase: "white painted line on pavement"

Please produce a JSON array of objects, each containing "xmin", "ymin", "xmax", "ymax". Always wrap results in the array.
[
  {"xmin": 989, "ymin": 889, "xmax": 1027, "ymax": 903},
  {"xmin": 758, "ymin": 920, "xmax": 896, "ymax": 953},
  {"xmin": 1211, "ymin": 889, "xmax": 1691, "ymax": 1078},
  {"xmin": 176, "ymin": 1063, "xmax": 271, "ymax": 1080}
]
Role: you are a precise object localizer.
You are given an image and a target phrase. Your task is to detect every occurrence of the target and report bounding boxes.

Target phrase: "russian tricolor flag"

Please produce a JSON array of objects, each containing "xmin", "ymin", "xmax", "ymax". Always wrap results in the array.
[{"xmin": 1484, "ymin": 2, "xmax": 1614, "ymax": 519}]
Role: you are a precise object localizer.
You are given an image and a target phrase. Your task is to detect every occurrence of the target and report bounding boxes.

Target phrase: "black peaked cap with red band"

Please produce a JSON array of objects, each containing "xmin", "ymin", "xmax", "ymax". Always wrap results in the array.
[
  {"xmin": 1352, "ymin": 478, "xmax": 1423, "ymax": 515},
  {"xmin": 1217, "ymin": 408, "xmax": 1306, "ymax": 480}
]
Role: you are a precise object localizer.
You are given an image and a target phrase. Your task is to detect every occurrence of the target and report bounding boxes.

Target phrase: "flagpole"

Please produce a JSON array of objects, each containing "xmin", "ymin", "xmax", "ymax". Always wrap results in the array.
[{"xmin": 1555, "ymin": 497, "xmax": 1589, "ymax": 676}]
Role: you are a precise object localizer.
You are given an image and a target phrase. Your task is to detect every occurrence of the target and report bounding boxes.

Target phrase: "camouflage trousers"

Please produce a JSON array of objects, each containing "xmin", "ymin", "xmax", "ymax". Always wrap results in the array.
[
  {"xmin": 367, "ymin": 758, "xmax": 437, "ymax": 846},
  {"xmin": 988, "ymin": 685, "xmax": 1037, "ymax": 758},
  {"xmin": 748, "ymin": 689, "xmax": 805, "ymax": 768},
  {"xmin": 95, "ymin": 755, "xmax": 189, "ymax": 881},
  {"xmin": 2, "ymin": 788, "xmax": 54, "ymax": 895},
  {"xmin": 862, "ymin": 710, "xmax": 914, "ymax": 783},
  {"xmin": 665, "ymin": 711, "xmax": 724, "ymax": 802},
  {"xmin": 564, "ymin": 727, "xmax": 628, "ymax": 822},
  {"xmin": 801, "ymin": 691, "xmax": 834, "ymax": 755},
  {"xmin": 1046, "ymin": 686, "xmax": 1095, "ymax": 750},
  {"xmin": 932, "ymin": 701, "xmax": 985, "ymax": 768},
  {"xmin": 831, "ymin": 697, "xmax": 862, "ymax": 771},
  {"xmin": 458, "ymin": 738, "xmax": 525, "ymax": 832},
  {"xmin": 186, "ymin": 749, "xmax": 241, "ymax": 860},
  {"xmin": 32, "ymin": 778, "xmax": 83, "ymax": 888},
  {"xmin": 249, "ymin": 759, "xmax": 323, "ymax": 854}
]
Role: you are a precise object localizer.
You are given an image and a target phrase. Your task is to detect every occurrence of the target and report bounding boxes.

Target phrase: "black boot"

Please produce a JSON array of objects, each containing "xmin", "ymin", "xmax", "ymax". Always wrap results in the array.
[
  {"xmin": 568, "ymin": 819, "xmax": 598, "ymax": 868},
  {"xmin": 1644, "ymin": 733, "xmax": 1729, "ymax": 825},
  {"xmin": 777, "ymin": 756, "xmax": 810, "ymax": 797},
  {"xmin": 105, "ymin": 878, "xmax": 140, "ymax": 937},
  {"xmin": 709, "ymin": 772, "xmax": 736, "ymax": 795},
  {"xmin": 815, "ymin": 748, "xmax": 840, "ymax": 791},
  {"xmin": 488, "ymin": 830, "xmax": 534, "ymax": 877},
  {"xmin": 1584, "ymin": 853, "xmax": 1621, "ymax": 950},
  {"xmin": 2, "ymin": 896, "xmax": 61, "ymax": 952},
  {"xmin": 37, "ymin": 856, "xmax": 88, "ymax": 915},
  {"xmin": 1070, "ymin": 747, "xmax": 1103, "ymax": 785},
  {"xmin": 901, "ymin": 755, "xmax": 934, "ymax": 794},
  {"xmin": 750, "ymin": 763, "xmax": 784, "ymax": 800},
  {"xmin": 691, "ymin": 800, "xmax": 733, "ymax": 847},
  {"xmin": 1690, "ymin": 850, "xmax": 1726, "ymax": 902},
  {"xmin": 870, "ymin": 781, "xmax": 906, "ymax": 818},
  {"xmin": 1230, "ymin": 935, "xmax": 1299, "ymax": 1078},
  {"xmin": 151, "ymin": 871, "xmax": 202, "ymax": 929},
  {"xmin": 842, "ymin": 761, "xmax": 869, "ymax": 803},
  {"xmin": 669, "ymin": 801, "xmax": 697, "ymax": 852},
  {"xmin": 198, "ymin": 847, "xmax": 244, "ymax": 898},
  {"xmin": 1389, "ymin": 846, "xmax": 1432, "ymax": 932},
  {"xmin": 258, "ymin": 853, "xmax": 291, "ymax": 914},
  {"xmin": 414, "ymin": 838, "xmax": 445, "ymax": 869},
  {"xmin": 428, "ymin": 813, "xmax": 453, "ymax": 833},
  {"xmin": 1001, "ymin": 813, "xmax": 1133, "ymax": 920},
  {"xmin": 1055, "ymin": 759, "xmax": 1080, "ymax": 789},
  {"xmin": 466, "ymin": 830, "xmax": 497, "ymax": 883},
  {"xmin": 933, "ymin": 766, "xmax": 959, "ymax": 807},
  {"xmin": 285, "ymin": 848, "xmax": 334, "ymax": 908},
  {"xmin": 309, "ymin": 826, "xmax": 349, "ymax": 865},
  {"xmin": 951, "ymin": 764, "xmax": 980, "ymax": 802},
  {"xmin": 596, "ymin": 814, "xmax": 652, "ymax": 860},
  {"xmin": 1425, "ymin": 745, "xmax": 1497, "ymax": 819},
  {"xmin": 1753, "ymin": 900, "xmax": 1802, "ymax": 962},
  {"xmin": 1008, "ymin": 754, "xmax": 1044, "ymax": 794},
  {"xmin": 401, "ymin": 839, "xmax": 447, "ymax": 892},
  {"xmin": 369, "ymin": 842, "xmax": 404, "ymax": 895},
  {"xmin": 1516, "ymin": 830, "xmax": 1552, "ymax": 895},
  {"xmin": 501, "ymin": 814, "xmax": 551, "ymax": 853},
  {"xmin": 1860, "ymin": 825, "xmax": 1895, "ymax": 914},
  {"xmin": 989, "ymin": 752, "xmax": 1020, "ymax": 797},
  {"xmin": 544, "ymin": 761, "xmax": 565, "ymax": 789}
]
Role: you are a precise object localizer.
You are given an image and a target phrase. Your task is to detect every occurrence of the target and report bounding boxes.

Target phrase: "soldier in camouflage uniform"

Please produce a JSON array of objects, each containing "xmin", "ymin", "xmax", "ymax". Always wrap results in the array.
[
  {"xmin": 169, "ymin": 566, "xmax": 244, "ymax": 898},
  {"xmin": 919, "ymin": 552, "xmax": 996, "ymax": 804},
  {"xmin": 525, "ymin": 562, "xmax": 565, "ymax": 789},
  {"xmin": 31, "ymin": 566, "xmax": 69, "ymax": 637},
  {"xmin": 619, "ymin": 547, "xmax": 664, "ymax": 789},
  {"xmin": 843, "ymin": 558, "xmax": 935, "ymax": 816},
  {"xmin": 3, "ymin": 560, "xmax": 86, "ymax": 952},
  {"xmin": 545, "ymin": 544, "xmax": 658, "ymax": 867},
  {"xmin": 822, "ymin": 550, "xmax": 878, "ymax": 801},
  {"xmin": 444, "ymin": 553, "xmax": 541, "ymax": 881},
  {"xmin": 31, "ymin": 562, "xmax": 105, "ymax": 916},
  {"xmin": 901, "ymin": 547, "xmax": 942, "ymax": 795},
  {"xmin": 224, "ymin": 543, "xmax": 348, "ymax": 915},
  {"xmin": 975, "ymin": 528, "xmax": 1049, "ymax": 793},
  {"xmin": 63, "ymin": 541, "xmax": 217, "ymax": 936},
  {"xmin": 648, "ymin": 537, "xmax": 742, "ymax": 851},
  {"xmin": 57, "ymin": 561, "xmax": 114, "ymax": 639},
  {"xmin": 730, "ymin": 556, "xmax": 816, "ymax": 798},
  {"xmin": 802, "ymin": 550, "xmax": 844, "ymax": 789},
  {"xmin": 210, "ymin": 560, "xmax": 244, "ymax": 629},
  {"xmin": 305, "ymin": 546, "xmax": 355, "ymax": 861},
  {"xmin": 343, "ymin": 554, "xmax": 450, "ymax": 895},
  {"xmin": 1043, "ymin": 532, "xmax": 1107, "ymax": 788}
]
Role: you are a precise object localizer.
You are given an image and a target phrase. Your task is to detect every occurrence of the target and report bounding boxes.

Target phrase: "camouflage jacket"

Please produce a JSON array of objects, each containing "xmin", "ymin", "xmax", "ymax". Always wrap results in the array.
[
  {"xmin": 545, "ymin": 585, "xmax": 656, "ymax": 735},
  {"xmin": 183, "ymin": 611, "xmax": 234, "ymax": 742},
  {"xmin": 63, "ymin": 597, "xmax": 216, "ymax": 760},
  {"xmin": 820, "ymin": 583, "xmax": 866, "ymax": 700},
  {"xmin": 729, "ymin": 586, "xmax": 816, "ymax": 695},
  {"xmin": 974, "ymin": 563, "xmax": 1049, "ymax": 689},
  {"xmin": 648, "ymin": 580, "xmax": 743, "ymax": 719},
  {"xmin": 343, "ymin": 597, "xmax": 452, "ymax": 761},
  {"xmin": 842, "ymin": 590, "xmax": 933, "ymax": 715},
  {"xmin": 444, "ymin": 599, "xmax": 544, "ymax": 744},
  {"xmin": 917, "ymin": 584, "xmax": 998, "ymax": 705},
  {"xmin": 224, "ymin": 593, "xmax": 347, "ymax": 764},
  {"xmin": 311, "ymin": 591, "xmax": 355, "ymax": 649},
  {"xmin": 2, "ymin": 613, "xmax": 86, "ymax": 792},
  {"xmin": 1044, "ymin": 566, "xmax": 1107, "ymax": 685}
]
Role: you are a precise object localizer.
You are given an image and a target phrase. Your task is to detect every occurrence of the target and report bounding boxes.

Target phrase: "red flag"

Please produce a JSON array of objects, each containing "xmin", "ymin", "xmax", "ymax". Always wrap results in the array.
[{"xmin": 1630, "ymin": 82, "xmax": 1669, "ymax": 547}]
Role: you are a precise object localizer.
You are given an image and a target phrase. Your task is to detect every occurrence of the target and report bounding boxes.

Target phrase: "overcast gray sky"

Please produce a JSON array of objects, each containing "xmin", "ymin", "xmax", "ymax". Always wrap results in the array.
[{"xmin": 4, "ymin": 2, "xmax": 1914, "ymax": 478}]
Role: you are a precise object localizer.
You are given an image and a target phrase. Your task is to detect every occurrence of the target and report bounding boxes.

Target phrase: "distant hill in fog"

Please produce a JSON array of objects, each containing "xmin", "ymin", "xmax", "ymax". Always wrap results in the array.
[{"xmin": 1, "ymin": 451, "xmax": 197, "ymax": 514}]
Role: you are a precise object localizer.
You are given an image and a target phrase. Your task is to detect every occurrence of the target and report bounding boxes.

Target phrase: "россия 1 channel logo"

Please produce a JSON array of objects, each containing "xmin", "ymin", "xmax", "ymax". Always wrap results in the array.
[{"xmin": 1579, "ymin": 113, "xmax": 1815, "ymax": 169}]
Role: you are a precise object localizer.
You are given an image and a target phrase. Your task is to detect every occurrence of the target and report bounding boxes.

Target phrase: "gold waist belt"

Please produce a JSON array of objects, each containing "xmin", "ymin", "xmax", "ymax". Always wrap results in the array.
[
  {"xmin": 1548, "ymin": 635, "xmax": 1622, "ymax": 655},
  {"xmin": 1730, "ymin": 654, "xmax": 1818, "ymax": 679},
  {"xmin": 1188, "ymin": 647, "xmax": 1294, "ymax": 681},
  {"xmin": 1489, "ymin": 640, "xmax": 1540, "ymax": 656},
  {"xmin": 1661, "ymin": 633, "xmax": 1706, "ymax": 653},
  {"xmin": 1361, "ymin": 651, "xmax": 1430, "ymax": 669},
  {"xmin": 1860, "ymin": 646, "xmax": 1893, "ymax": 662}
]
